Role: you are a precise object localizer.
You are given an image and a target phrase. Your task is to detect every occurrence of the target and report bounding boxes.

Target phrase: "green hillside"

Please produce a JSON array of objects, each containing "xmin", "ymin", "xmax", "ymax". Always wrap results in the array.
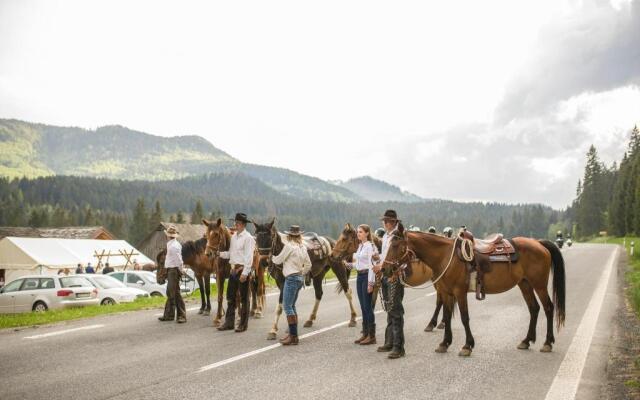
[{"xmin": 336, "ymin": 176, "xmax": 424, "ymax": 202}]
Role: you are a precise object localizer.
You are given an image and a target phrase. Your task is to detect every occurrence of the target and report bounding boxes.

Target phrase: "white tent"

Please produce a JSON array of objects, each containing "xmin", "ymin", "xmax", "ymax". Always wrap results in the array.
[{"xmin": 0, "ymin": 237, "xmax": 154, "ymax": 282}]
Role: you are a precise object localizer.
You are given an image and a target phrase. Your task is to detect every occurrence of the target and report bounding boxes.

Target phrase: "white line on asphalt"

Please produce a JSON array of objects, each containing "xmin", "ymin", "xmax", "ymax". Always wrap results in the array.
[
  {"xmin": 195, "ymin": 291, "xmax": 436, "ymax": 374},
  {"xmin": 154, "ymin": 306, "xmax": 201, "ymax": 317},
  {"xmin": 23, "ymin": 324, "xmax": 105, "ymax": 340},
  {"xmin": 544, "ymin": 246, "xmax": 619, "ymax": 400}
]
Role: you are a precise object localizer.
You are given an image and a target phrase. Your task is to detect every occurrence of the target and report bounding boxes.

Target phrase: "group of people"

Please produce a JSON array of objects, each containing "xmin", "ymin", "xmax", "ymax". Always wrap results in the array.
[
  {"xmin": 69, "ymin": 262, "xmax": 116, "ymax": 275},
  {"xmin": 159, "ymin": 209, "xmax": 408, "ymax": 359}
]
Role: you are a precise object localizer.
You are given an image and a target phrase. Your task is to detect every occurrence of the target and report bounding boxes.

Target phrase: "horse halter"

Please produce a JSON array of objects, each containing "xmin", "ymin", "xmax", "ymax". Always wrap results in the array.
[
  {"xmin": 382, "ymin": 234, "xmax": 415, "ymax": 271},
  {"xmin": 205, "ymin": 228, "xmax": 226, "ymax": 259},
  {"xmin": 256, "ymin": 230, "xmax": 272, "ymax": 256}
]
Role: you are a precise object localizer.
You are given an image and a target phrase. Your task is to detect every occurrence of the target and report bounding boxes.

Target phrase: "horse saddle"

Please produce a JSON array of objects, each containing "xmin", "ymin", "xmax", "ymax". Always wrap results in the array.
[
  {"xmin": 461, "ymin": 231, "xmax": 518, "ymax": 263},
  {"xmin": 302, "ymin": 232, "xmax": 330, "ymax": 261}
]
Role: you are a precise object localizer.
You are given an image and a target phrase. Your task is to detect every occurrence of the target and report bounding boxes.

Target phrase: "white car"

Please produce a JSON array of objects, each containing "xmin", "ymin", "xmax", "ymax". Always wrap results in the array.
[
  {"xmin": 82, "ymin": 274, "xmax": 149, "ymax": 305},
  {"xmin": 0, "ymin": 275, "xmax": 99, "ymax": 313}
]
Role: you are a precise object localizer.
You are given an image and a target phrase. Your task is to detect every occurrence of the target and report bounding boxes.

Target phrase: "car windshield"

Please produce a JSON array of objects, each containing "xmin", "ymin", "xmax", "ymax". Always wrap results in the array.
[
  {"xmin": 93, "ymin": 276, "xmax": 126, "ymax": 289},
  {"xmin": 60, "ymin": 276, "xmax": 92, "ymax": 288}
]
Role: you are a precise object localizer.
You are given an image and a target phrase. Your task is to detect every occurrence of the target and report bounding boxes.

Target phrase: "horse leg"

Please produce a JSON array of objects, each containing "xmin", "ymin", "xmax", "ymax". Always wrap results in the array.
[
  {"xmin": 203, "ymin": 272, "xmax": 211, "ymax": 316},
  {"xmin": 257, "ymin": 267, "xmax": 265, "ymax": 318},
  {"xmin": 456, "ymin": 290, "xmax": 474, "ymax": 357},
  {"xmin": 304, "ymin": 275, "xmax": 323, "ymax": 328},
  {"xmin": 267, "ymin": 282, "xmax": 284, "ymax": 340},
  {"xmin": 214, "ymin": 276, "xmax": 226, "ymax": 326},
  {"xmin": 250, "ymin": 274, "xmax": 257, "ymax": 317},
  {"xmin": 533, "ymin": 285, "xmax": 555, "ymax": 352},
  {"xmin": 425, "ymin": 291, "xmax": 443, "ymax": 332},
  {"xmin": 196, "ymin": 273, "xmax": 205, "ymax": 314},
  {"xmin": 435, "ymin": 294, "xmax": 454, "ymax": 353},
  {"xmin": 516, "ymin": 279, "xmax": 540, "ymax": 350},
  {"xmin": 334, "ymin": 263, "xmax": 357, "ymax": 327}
]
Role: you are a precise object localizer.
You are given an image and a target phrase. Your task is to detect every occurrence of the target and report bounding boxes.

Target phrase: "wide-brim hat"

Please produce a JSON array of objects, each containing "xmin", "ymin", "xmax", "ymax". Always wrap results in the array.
[
  {"xmin": 164, "ymin": 225, "xmax": 180, "ymax": 238},
  {"xmin": 229, "ymin": 213, "xmax": 249, "ymax": 224},
  {"xmin": 379, "ymin": 209, "xmax": 400, "ymax": 222},
  {"xmin": 284, "ymin": 225, "xmax": 304, "ymax": 236}
]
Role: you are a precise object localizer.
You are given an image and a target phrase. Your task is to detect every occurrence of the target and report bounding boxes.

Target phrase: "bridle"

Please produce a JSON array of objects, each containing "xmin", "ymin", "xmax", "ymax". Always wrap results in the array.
[{"xmin": 205, "ymin": 227, "xmax": 227, "ymax": 259}]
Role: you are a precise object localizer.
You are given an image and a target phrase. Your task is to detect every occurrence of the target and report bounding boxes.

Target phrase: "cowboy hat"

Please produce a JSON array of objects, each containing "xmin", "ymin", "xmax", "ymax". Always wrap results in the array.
[
  {"xmin": 229, "ymin": 213, "xmax": 249, "ymax": 224},
  {"xmin": 284, "ymin": 225, "xmax": 304, "ymax": 236},
  {"xmin": 164, "ymin": 225, "xmax": 180, "ymax": 238},
  {"xmin": 379, "ymin": 209, "xmax": 400, "ymax": 222}
]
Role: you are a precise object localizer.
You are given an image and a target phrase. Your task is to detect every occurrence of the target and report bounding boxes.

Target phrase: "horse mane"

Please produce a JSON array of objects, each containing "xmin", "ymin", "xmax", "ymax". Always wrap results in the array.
[
  {"xmin": 406, "ymin": 230, "xmax": 454, "ymax": 245},
  {"xmin": 182, "ymin": 237, "xmax": 207, "ymax": 259}
]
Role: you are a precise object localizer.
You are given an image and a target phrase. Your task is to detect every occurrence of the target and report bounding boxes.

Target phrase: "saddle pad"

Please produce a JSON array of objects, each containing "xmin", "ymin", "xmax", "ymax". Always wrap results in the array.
[{"xmin": 488, "ymin": 240, "xmax": 519, "ymax": 263}]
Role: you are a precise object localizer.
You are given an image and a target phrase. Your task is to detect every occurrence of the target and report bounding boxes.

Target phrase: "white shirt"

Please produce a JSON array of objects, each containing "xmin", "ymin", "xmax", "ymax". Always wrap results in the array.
[
  {"xmin": 165, "ymin": 239, "xmax": 183, "ymax": 269},
  {"xmin": 351, "ymin": 241, "xmax": 377, "ymax": 284},
  {"xmin": 271, "ymin": 240, "xmax": 312, "ymax": 277},
  {"xmin": 219, "ymin": 229, "xmax": 256, "ymax": 276}
]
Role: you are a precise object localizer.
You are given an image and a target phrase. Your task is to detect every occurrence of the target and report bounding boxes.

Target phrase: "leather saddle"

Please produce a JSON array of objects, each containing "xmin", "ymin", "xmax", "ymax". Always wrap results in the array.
[
  {"xmin": 460, "ymin": 231, "xmax": 517, "ymax": 262},
  {"xmin": 302, "ymin": 232, "xmax": 329, "ymax": 261}
]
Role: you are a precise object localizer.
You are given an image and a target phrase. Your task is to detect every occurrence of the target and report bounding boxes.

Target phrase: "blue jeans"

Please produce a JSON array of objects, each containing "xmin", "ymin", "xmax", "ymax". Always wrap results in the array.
[
  {"xmin": 283, "ymin": 274, "xmax": 303, "ymax": 316},
  {"xmin": 356, "ymin": 272, "xmax": 375, "ymax": 328}
]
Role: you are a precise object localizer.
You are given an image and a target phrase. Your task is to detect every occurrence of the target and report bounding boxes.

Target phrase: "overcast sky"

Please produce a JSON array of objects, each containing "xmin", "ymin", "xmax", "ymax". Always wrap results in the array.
[{"xmin": 1, "ymin": 0, "xmax": 638, "ymax": 208}]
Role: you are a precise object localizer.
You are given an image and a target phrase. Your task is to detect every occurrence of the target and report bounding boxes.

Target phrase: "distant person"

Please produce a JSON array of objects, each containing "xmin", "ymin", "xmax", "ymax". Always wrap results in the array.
[
  {"xmin": 96, "ymin": 262, "xmax": 103, "ymax": 273},
  {"xmin": 427, "ymin": 226, "xmax": 437, "ymax": 234},
  {"xmin": 75, "ymin": 263, "xmax": 84, "ymax": 274},
  {"xmin": 159, "ymin": 225, "xmax": 187, "ymax": 323},
  {"xmin": 85, "ymin": 263, "xmax": 95, "ymax": 274},
  {"xmin": 133, "ymin": 260, "xmax": 141, "ymax": 271},
  {"xmin": 271, "ymin": 225, "xmax": 311, "ymax": 345},
  {"xmin": 102, "ymin": 263, "xmax": 114, "ymax": 274}
]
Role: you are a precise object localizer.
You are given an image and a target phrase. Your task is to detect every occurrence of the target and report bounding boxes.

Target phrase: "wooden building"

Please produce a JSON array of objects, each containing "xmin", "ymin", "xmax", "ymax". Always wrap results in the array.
[{"xmin": 137, "ymin": 222, "xmax": 207, "ymax": 260}]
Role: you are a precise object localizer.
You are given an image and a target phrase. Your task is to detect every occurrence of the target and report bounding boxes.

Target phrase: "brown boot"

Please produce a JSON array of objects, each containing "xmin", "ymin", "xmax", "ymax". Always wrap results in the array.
[
  {"xmin": 360, "ymin": 323, "xmax": 376, "ymax": 345},
  {"xmin": 281, "ymin": 315, "xmax": 299, "ymax": 345},
  {"xmin": 354, "ymin": 322, "xmax": 368, "ymax": 344}
]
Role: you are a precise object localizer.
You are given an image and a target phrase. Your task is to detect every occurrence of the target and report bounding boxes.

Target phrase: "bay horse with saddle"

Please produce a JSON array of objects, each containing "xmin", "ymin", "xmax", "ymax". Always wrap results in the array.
[{"xmin": 383, "ymin": 224, "xmax": 566, "ymax": 356}]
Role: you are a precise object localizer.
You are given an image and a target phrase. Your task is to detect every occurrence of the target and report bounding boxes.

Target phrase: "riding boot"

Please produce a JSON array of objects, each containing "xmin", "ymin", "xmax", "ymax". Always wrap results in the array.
[
  {"xmin": 217, "ymin": 309, "xmax": 235, "ymax": 331},
  {"xmin": 360, "ymin": 323, "xmax": 376, "ymax": 345},
  {"xmin": 235, "ymin": 305, "xmax": 249, "ymax": 332},
  {"xmin": 355, "ymin": 321, "xmax": 368, "ymax": 344},
  {"xmin": 281, "ymin": 315, "xmax": 299, "ymax": 345}
]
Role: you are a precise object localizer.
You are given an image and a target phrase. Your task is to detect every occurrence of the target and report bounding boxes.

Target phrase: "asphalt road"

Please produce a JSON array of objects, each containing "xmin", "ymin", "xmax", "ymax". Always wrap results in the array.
[{"xmin": 0, "ymin": 243, "xmax": 620, "ymax": 400}]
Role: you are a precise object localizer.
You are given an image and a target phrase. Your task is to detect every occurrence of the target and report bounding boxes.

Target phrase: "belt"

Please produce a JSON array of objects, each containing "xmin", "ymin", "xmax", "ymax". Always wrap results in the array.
[
  {"xmin": 357, "ymin": 270, "xmax": 369, "ymax": 275},
  {"xmin": 287, "ymin": 273, "xmax": 302, "ymax": 277}
]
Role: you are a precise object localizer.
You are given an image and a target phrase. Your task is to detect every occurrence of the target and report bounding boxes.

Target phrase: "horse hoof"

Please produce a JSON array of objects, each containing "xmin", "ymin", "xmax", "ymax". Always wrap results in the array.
[
  {"xmin": 198, "ymin": 309, "xmax": 204, "ymax": 315},
  {"xmin": 540, "ymin": 344, "xmax": 553, "ymax": 353},
  {"xmin": 437, "ymin": 322, "xmax": 445, "ymax": 329},
  {"xmin": 517, "ymin": 342, "xmax": 530, "ymax": 350},
  {"xmin": 267, "ymin": 332, "xmax": 277, "ymax": 340},
  {"xmin": 250, "ymin": 310, "xmax": 256, "ymax": 317},
  {"xmin": 424, "ymin": 324, "xmax": 435, "ymax": 332},
  {"xmin": 213, "ymin": 319, "xmax": 221, "ymax": 327},
  {"xmin": 435, "ymin": 345, "xmax": 448, "ymax": 353},
  {"xmin": 303, "ymin": 321, "xmax": 313, "ymax": 328},
  {"xmin": 458, "ymin": 348, "xmax": 472, "ymax": 357},
  {"xmin": 348, "ymin": 320, "xmax": 356, "ymax": 328}
]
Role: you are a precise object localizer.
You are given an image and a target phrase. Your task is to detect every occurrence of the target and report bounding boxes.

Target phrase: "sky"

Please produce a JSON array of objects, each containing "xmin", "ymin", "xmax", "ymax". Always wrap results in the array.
[{"xmin": 0, "ymin": 0, "xmax": 639, "ymax": 208}]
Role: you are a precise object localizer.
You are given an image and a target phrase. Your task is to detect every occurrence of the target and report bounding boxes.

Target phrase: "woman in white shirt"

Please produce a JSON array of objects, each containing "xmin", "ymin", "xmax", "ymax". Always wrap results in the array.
[
  {"xmin": 271, "ymin": 225, "xmax": 312, "ymax": 345},
  {"xmin": 343, "ymin": 224, "xmax": 378, "ymax": 345}
]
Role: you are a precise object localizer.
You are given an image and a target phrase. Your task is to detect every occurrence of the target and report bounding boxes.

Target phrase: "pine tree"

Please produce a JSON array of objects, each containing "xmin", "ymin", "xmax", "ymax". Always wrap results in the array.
[
  {"xmin": 576, "ymin": 145, "xmax": 607, "ymax": 237},
  {"xmin": 176, "ymin": 210, "xmax": 185, "ymax": 224},
  {"xmin": 191, "ymin": 200, "xmax": 204, "ymax": 224},
  {"xmin": 129, "ymin": 198, "xmax": 149, "ymax": 244},
  {"xmin": 149, "ymin": 200, "xmax": 163, "ymax": 231}
]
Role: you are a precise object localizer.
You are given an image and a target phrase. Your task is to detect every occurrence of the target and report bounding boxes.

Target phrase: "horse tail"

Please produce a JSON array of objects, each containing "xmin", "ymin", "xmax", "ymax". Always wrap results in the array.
[{"xmin": 538, "ymin": 239, "xmax": 566, "ymax": 329}]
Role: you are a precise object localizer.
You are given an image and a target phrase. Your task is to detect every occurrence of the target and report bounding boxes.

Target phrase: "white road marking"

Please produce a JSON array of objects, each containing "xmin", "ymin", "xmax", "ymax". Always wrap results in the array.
[
  {"xmin": 195, "ymin": 291, "xmax": 436, "ymax": 374},
  {"xmin": 23, "ymin": 324, "xmax": 105, "ymax": 340},
  {"xmin": 544, "ymin": 246, "xmax": 619, "ymax": 400},
  {"xmin": 154, "ymin": 306, "xmax": 201, "ymax": 317}
]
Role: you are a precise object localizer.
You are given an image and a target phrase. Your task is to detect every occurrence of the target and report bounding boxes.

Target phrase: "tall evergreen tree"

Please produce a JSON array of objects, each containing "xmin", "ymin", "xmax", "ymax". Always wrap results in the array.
[
  {"xmin": 129, "ymin": 198, "xmax": 149, "ymax": 244},
  {"xmin": 149, "ymin": 200, "xmax": 163, "ymax": 230},
  {"xmin": 191, "ymin": 200, "xmax": 204, "ymax": 224}
]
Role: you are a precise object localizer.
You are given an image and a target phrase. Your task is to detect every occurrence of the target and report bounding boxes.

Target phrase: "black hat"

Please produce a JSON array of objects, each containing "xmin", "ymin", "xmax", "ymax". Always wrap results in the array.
[
  {"xmin": 230, "ymin": 213, "xmax": 249, "ymax": 224},
  {"xmin": 379, "ymin": 209, "xmax": 400, "ymax": 221},
  {"xmin": 284, "ymin": 225, "xmax": 304, "ymax": 236}
]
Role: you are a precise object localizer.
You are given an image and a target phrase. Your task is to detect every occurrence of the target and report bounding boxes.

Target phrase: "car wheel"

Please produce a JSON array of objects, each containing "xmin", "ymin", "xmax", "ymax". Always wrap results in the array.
[
  {"xmin": 32, "ymin": 301, "xmax": 48, "ymax": 313},
  {"xmin": 101, "ymin": 298, "xmax": 116, "ymax": 306},
  {"xmin": 151, "ymin": 292, "xmax": 163, "ymax": 297}
]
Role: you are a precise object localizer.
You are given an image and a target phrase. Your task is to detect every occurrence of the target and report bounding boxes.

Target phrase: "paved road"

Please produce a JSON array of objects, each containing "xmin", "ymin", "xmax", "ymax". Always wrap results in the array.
[{"xmin": 0, "ymin": 243, "xmax": 620, "ymax": 400}]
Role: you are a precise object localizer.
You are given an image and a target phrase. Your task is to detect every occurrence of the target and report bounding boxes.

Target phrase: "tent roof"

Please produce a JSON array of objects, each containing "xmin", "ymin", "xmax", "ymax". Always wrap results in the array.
[{"xmin": 0, "ymin": 237, "xmax": 153, "ymax": 270}]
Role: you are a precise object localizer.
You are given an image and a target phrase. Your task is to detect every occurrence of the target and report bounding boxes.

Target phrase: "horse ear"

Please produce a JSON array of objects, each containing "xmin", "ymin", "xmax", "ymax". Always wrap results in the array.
[
  {"xmin": 215, "ymin": 218, "xmax": 222, "ymax": 227},
  {"xmin": 345, "ymin": 223, "xmax": 352, "ymax": 231},
  {"xmin": 398, "ymin": 222, "xmax": 405, "ymax": 234},
  {"xmin": 268, "ymin": 217, "xmax": 276, "ymax": 228},
  {"xmin": 202, "ymin": 219, "xmax": 210, "ymax": 227}
]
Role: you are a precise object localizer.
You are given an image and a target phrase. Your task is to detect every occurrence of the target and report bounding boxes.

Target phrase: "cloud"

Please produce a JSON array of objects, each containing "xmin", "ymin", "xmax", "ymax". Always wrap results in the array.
[{"xmin": 494, "ymin": 0, "xmax": 640, "ymax": 124}]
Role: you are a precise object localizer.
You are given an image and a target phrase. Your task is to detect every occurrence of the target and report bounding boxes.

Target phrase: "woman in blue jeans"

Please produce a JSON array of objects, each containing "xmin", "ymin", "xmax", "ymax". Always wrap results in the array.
[
  {"xmin": 271, "ymin": 225, "xmax": 312, "ymax": 345},
  {"xmin": 343, "ymin": 224, "xmax": 378, "ymax": 345}
]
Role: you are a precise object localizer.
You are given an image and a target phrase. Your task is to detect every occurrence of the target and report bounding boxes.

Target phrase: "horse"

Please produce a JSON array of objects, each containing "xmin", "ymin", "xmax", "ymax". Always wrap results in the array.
[
  {"xmin": 155, "ymin": 238, "xmax": 215, "ymax": 315},
  {"xmin": 383, "ymin": 223, "xmax": 566, "ymax": 356},
  {"xmin": 253, "ymin": 219, "xmax": 358, "ymax": 340}
]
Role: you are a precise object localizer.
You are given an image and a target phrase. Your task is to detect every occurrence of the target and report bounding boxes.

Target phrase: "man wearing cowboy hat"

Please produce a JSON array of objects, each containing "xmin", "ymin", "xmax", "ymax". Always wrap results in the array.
[
  {"xmin": 217, "ymin": 213, "xmax": 256, "ymax": 332},
  {"xmin": 372, "ymin": 209, "xmax": 405, "ymax": 359},
  {"xmin": 159, "ymin": 225, "xmax": 187, "ymax": 323}
]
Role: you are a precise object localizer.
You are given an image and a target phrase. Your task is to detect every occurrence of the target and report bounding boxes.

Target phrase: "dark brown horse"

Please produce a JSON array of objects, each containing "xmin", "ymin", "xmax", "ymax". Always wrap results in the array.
[
  {"xmin": 155, "ymin": 238, "xmax": 215, "ymax": 315},
  {"xmin": 201, "ymin": 218, "xmax": 232, "ymax": 326},
  {"xmin": 254, "ymin": 219, "xmax": 357, "ymax": 340},
  {"xmin": 383, "ymin": 223, "xmax": 566, "ymax": 356}
]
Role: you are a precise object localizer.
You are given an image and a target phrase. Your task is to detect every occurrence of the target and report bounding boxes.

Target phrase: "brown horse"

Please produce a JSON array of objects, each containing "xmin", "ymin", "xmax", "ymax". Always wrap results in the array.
[
  {"xmin": 383, "ymin": 223, "xmax": 566, "ymax": 356},
  {"xmin": 155, "ymin": 238, "xmax": 215, "ymax": 315},
  {"xmin": 254, "ymin": 220, "xmax": 358, "ymax": 340},
  {"xmin": 202, "ymin": 218, "xmax": 264, "ymax": 324}
]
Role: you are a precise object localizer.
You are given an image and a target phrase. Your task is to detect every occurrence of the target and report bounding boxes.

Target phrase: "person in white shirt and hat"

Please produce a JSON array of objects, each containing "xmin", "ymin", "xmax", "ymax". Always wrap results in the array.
[
  {"xmin": 271, "ymin": 225, "xmax": 312, "ymax": 345},
  {"xmin": 159, "ymin": 225, "xmax": 187, "ymax": 323},
  {"xmin": 217, "ymin": 213, "xmax": 256, "ymax": 332}
]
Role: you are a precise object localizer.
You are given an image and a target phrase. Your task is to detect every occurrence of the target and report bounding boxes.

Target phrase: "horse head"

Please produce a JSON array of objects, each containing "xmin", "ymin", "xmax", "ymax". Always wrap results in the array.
[
  {"xmin": 202, "ymin": 218, "xmax": 229, "ymax": 260},
  {"xmin": 252, "ymin": 218, "xmax": 276, "ymax": 256},
  {"xmin": 329, "ymin": 223, "xmax": 359, "ymax": 265},
  {"xmin": 383, "ymin": 222, "xmax": 411, "ymax": 272}
]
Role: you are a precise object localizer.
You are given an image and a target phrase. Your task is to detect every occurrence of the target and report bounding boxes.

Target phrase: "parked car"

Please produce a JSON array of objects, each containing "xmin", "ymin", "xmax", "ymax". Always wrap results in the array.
[
  {"xmin": 182, "ymin": 269, "xmax": 216, "ymax": 294},
  {"xmin": 0, "ymin": 275, "xmax": 99, "ymax": 314},
  {"xmin": 82, "ymin": 274, "xmax": 149, "ymax": 305},
  {"xmin": 108, "ymin": 270, "xmax": 194, "ymax": 297}
]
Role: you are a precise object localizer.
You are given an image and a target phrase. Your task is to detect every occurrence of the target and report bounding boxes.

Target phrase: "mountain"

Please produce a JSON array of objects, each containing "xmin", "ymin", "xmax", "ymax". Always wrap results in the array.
[
  {"xmin": 335, "ymin": 176, "xmax": 424, "ymax": 202},
  {"xmin": 0, "ymin": 119, "xmax": 360, "ymax": 202}
]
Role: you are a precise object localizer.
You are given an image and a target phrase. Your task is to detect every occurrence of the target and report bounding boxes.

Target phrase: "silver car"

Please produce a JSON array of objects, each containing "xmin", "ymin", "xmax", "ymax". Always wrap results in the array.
[
  {"xmin": 82, "ymin": 274, "xmax": 149, "ymax": 305},
  {"xmin": 0, "ymin": 275, "xmax": 99, "ymax": 313},
  {"xmin": 108, "ymin": 271, "xmax": 194, "ymax": 297}
]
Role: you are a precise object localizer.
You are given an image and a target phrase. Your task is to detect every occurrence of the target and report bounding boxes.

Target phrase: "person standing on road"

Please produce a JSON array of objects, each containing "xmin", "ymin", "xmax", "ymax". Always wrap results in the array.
[
  {"xmin": 373, "ymin": 209, "xmax": 406, "ymax": 359},
  {"xmin": 271, "ymin": 225, "xmax": 312, "ymax": 345},
  {"xmin": 102, "ymin": 263, "xmax": 114, "ymax": 274},
  {"xmin": 158, "ymin": 225, "xmax": 187, "ymax": 323},
  {"xmin": 85, "ymin": 263, "xmax": 95, "ymax": 274},
  {"xmin": 343, "ymin": 224, "xmax": 378, "ymax": 346},
  {"xmin": 75, "ymin": 263, "xmax": 84, "ymax": 274},
  {"xmin": 217, "ymin": 213, "xmax": 255, "ymax": 332}
]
